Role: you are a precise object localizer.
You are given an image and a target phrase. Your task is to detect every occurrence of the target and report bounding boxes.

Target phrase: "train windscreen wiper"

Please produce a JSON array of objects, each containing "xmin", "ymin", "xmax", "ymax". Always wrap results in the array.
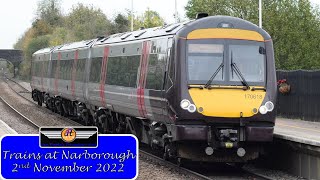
[
  {"xmin": 230, "ymin": 52, "xmax": 250, "ymax": 90},
  {"xmin": 204, "ymin": 62, "xmax": 224, "ymax": 89}
]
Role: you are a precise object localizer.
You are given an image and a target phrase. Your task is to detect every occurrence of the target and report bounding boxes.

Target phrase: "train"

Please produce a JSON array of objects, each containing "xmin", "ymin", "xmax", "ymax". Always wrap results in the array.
[{"xmin": 31, "ymin": 14, "xmax": 277, "ymax": 164}]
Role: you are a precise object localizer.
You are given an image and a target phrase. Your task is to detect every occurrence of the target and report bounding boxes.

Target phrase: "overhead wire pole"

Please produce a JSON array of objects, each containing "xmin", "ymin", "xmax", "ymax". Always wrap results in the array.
[
  {"xmin": 131, "ymin": 0, "xmax": 134, "ymax": 31},
  {"xmin": 259, "ymin": 0, "xmax": 262, "ymax": 28}
]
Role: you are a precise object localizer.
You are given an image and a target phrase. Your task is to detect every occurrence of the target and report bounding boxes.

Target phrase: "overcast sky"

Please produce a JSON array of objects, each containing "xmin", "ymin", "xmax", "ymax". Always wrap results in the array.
[{"xmin": 0, "ymin": 0, "xmax": 319, "ymax": 49}]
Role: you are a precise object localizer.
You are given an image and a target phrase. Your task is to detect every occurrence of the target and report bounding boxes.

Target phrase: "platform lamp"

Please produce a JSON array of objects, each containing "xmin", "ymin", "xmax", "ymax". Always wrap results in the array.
[
  {"xmin": 131, "ymin": 0, "xmax": 134, "ymax": 31},
  {"xmin": 259, "ymin": 0, "xmax": 262, "ymax": 28}
]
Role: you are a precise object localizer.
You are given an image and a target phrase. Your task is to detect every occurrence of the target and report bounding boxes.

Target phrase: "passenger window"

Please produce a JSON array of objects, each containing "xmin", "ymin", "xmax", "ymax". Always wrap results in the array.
[
  {"xmin": 89, "ymin": 57, "xmax": 102, "ymax": 83},
  {"xmin": 145, "ymin": 38, "xmax": 167, "ymax": 90},
  {"xmin": 146, "ymin": 54, "xmax": 166, "ymax": 90},
  {"xmin": 76, "ymin": 59, "xmax": 86, "ymax": 81},
  {"xmin": 105, "ymin": 55, "xmax": 140, "ymax": 87}
]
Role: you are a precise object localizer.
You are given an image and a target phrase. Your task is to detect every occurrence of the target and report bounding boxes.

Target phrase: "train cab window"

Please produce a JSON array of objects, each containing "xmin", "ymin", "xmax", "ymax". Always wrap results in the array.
[
  {"xmin": 187, "ymin": 43, "xmax": 224, "ymax": 84},
  {"xmin": 229, "ymin": 45, "xmax": 265, "ymax": 84}
]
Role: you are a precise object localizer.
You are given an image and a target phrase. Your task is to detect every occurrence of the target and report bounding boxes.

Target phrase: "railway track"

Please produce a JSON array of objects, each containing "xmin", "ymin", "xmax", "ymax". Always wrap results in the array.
[
  {"xmin": 3, "ymin": 76, "xmax": 81, "ymax": 127},
  {"xmin": 140, "ymin": 145, "xmax": 275, "ymax": 180},
  {"xmin": 0, "ymin": 96, "xmax": 40, "ymax": 129},
  {"xmin": 2, "ymin": 76, "xmax": 276, "ymax": 180}
]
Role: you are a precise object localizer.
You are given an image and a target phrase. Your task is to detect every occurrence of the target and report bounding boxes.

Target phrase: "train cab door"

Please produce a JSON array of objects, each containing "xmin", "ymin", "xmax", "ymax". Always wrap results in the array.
[{"xmin": 162, "ymin": 37, "xmax": 174, "ymax": 123}]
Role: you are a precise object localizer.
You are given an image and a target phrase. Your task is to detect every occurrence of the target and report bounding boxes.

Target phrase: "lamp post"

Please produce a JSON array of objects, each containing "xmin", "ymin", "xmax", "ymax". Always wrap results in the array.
[
  {"xmin": 131, "ymin": 0, "xmax": 134, "ymax": 31},
  {"xmin": 175, "ymin": 0, "xmax": 178, "ymax": 23},
  {"xmin": 259, "ymin": 0, "xmax": 262, "ymax": 28}
]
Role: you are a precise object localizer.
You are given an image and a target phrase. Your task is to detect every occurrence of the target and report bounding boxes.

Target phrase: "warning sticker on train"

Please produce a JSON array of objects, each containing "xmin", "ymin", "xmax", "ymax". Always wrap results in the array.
[{"xmin": 0, "ymin": 131, "xmax": 138, "ymax": 179}]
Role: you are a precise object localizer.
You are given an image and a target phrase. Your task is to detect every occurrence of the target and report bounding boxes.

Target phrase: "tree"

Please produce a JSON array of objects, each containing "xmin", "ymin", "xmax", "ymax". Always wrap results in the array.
[
  {"xmin": 65, "ymin": 3, "xmax": 111, "ymax": 41},
  {"xmin": 109, "ymin": 13, "xmax": 130, "ymax": 34},
  {"xmin": 32, "ymin": 19, "xmax": 51, "ymax": 36},
  {"xmin": 48, "ymin": 27, "xmax": 74, "ymax": 46},
  {"xmin": 18, "ymin": 35, "xmax": 50, "ymax": 80},
  {"xmin": 185, "ymin": 0, "xmax": 320, "ymax": 70},
  {"xmin": 36, "ymin": 0, "xmax": 63, "ymax": 27},
  {"xmin": 133, "ymin": 8, "xmax": 165, "ymax": 30}
]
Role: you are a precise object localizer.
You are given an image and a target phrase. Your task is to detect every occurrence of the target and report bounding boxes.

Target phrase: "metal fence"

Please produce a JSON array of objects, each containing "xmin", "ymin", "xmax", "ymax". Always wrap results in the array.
[{"xmin": 276, "ymin": 70, "xmax": 320, "ymax": 122}]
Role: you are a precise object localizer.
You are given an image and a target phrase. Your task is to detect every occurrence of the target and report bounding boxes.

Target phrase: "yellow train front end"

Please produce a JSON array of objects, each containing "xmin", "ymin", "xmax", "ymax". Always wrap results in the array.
[{"xmin": 166, "ymin": 16, "xmax": 277, "ymax": 162}]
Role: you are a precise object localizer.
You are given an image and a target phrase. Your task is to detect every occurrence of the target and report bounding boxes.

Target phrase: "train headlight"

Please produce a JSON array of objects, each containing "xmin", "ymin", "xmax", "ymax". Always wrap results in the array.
[
  {"xmin": 237, "ymin": 148, "xmax": 246, "ymax": 157},
  {"xmin": 188, "ymin": 104, "xmax": 197, "ymax": 113},
  {"xmin": 259, "ymin": 105, "xmax": 268, "ymax": 115},
  {"xmin": 265, "ymin": 101, "xmax": 274, "ymax": 112},
  {"xmin": 180, "ymin": 99, "xmax": 190, "ymax": 110}
]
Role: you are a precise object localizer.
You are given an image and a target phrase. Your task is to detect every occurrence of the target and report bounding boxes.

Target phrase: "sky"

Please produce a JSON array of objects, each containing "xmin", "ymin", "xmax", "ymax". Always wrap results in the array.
[{"xmin": 0, "ymin": 0, "xmax": 319, "ymax": 49}]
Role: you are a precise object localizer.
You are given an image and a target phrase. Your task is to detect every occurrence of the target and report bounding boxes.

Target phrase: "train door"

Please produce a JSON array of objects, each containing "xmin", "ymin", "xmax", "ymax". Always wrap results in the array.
[
  {"xmin": 162, "ymin": 37, "xmax": 174, "ymax": 123},
  {"xmin": 139, "ymin": 38, "xmax": 171, "ymax": 121}
]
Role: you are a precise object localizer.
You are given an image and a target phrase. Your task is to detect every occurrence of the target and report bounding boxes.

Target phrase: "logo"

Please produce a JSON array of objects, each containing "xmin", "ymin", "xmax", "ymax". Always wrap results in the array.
[
  {"xmin": 61, "ymin": 128, "xmax": 77, "ymax": 143},
  {"xmin": 40, "ymin": 127, "xmax": 98, "ymax": 148}
]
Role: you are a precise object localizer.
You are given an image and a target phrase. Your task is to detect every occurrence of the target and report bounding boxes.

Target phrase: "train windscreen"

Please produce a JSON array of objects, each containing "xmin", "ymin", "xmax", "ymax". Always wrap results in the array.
[{"xmin": 187, "ymin": 40, "xmax": 266, "ymax": 86}]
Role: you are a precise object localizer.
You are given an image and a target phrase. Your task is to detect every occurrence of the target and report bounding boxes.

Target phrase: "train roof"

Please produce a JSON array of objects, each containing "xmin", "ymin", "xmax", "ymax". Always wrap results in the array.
[
  {"xmin": 94, "ymin": 21, "xmax": 190, "ymax": 46},
  {"xmin": 177, "ymin": 15, "xmax": 271, "ymax": 39},
  {"xmin": 33, "ymin": 15, "xmax": 271, "ymax": 55},
  {"xmin": 32, "ymin": 21, "xmax": 189, "ymax": 55},
  {"xmin": 33, "ymin": 47, "xmax": 52, "ymax": 55}
]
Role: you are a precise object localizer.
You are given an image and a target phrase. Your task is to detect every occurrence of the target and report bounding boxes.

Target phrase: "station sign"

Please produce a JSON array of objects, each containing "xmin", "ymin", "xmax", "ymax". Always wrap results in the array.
[{"xmin": 0, "ymin": 127, "xmax": 138, "ymax": 179}]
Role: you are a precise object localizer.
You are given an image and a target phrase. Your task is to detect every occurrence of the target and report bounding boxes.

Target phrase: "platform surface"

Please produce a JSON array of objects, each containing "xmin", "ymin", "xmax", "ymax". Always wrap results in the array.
[
  {"xmin": 275, "ymin": 117, "xmax": 320, "ymax": 146},
  {"xmin": 0, "ymin": 120, "xmax": 17, "ymax": 136}
]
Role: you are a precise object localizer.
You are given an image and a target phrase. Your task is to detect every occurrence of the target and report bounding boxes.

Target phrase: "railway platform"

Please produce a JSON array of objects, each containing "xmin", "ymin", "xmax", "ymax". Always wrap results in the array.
[
  {"xmin": 0, "ymin": 120, "xmax": 17, "ymax": 136},
  {"xmin": 275, "ymin": 117, "xmax": 320, "ymax": 145},
  {"xmin": 272, "ymin": 117, "xmax": 320, "ymax": 179}
]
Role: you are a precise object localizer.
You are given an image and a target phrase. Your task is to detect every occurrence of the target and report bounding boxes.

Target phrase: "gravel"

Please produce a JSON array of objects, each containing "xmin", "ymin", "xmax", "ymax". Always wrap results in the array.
[
  {"xmin": 0, "ymin": 79, "xmax": 80, "ymax": 127},
  {"xmin": 243, "ymin": 164, "xmax": 303, "ymax": 180},
  {"xmin": 0, "ymin": 100, "xmax": 38, "ymax": 134},
  {"xmin": 138, "ymin": 155, "xmax": 199, "ymax": 180}
]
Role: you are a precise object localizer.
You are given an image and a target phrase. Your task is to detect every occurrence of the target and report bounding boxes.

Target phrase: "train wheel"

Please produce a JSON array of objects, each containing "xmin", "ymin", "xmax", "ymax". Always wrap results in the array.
[
  {"xmin": 58, "ymin": 103, "xmax": 65, "ymax": 116},
  {"xmin": 115, "ymin": 114, "xmax": 125, "ymax": 134},
  {"xmin": 163, "ymin": 145, "xmax": 169, "ymax": 161},
  {"xmin": 83, "ymin": 112, "xmax": 92, "ymax": 126},
  {"xmin": 99, "ymin": 114, "xmax": 108, "ymax": 134},
  {"xmin": 125, "ymin": 123, "xmax": 131, "ymax": 134},
  {"xmin": 37, "ymin": 96, "xmax": 42, "ymax": 106},
  {"xmin": 176, "ymin": 157, "xmax": 184, "ymax": 167}
]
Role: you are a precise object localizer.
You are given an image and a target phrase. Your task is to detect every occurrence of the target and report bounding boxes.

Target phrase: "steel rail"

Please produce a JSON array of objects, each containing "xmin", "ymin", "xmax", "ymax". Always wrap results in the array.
[
  {"xmin": 6, "ymin": 77, "xmax": 30, "ymax": 93},
  {"xmin": 241, "ymin": 168, "xmax": 276, "ymax": 180},
  {"xmin": 139, "ymin": 150, "xmax": 213, "ymax": 180},
  {"xmin": 0, "ymin": 96, "xmax": 40, "ymax": 128},
  {"xmin": 3, "ymin": 76, "xmax": 82, "ymax": 127}
]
